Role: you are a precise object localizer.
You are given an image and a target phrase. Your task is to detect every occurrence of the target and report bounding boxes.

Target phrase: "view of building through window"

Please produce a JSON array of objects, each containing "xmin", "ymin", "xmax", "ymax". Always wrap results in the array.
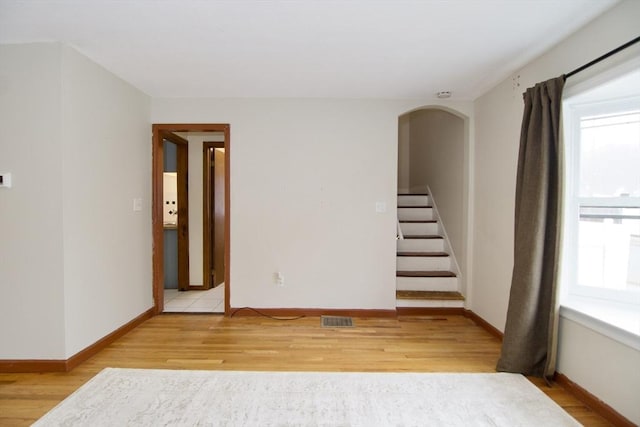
[{"xmin": 577, "ymin": 110, "xmax": 640, "ymax": 294}]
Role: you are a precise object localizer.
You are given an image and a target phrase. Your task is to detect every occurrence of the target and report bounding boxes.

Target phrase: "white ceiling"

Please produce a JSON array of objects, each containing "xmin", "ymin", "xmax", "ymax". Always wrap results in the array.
[{"xmin": 0, "ymin": 0, "xmax": 618, "ymax": 100}]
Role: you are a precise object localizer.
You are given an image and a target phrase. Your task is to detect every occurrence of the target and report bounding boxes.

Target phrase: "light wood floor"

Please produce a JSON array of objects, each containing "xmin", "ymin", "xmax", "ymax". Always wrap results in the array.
[{"xmin": 0, "ymin": 314, "xmax": 611, "ymax": 426}]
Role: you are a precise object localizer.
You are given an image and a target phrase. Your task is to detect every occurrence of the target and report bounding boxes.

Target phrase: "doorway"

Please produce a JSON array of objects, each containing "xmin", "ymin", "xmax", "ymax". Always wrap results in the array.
[
  {"xmin": 152, "ymin": 124, "xmax": 230, "ymax": 315},
  {"xmin": 396, "ymin": 107, "xmax": 470, "ymax": 301}
]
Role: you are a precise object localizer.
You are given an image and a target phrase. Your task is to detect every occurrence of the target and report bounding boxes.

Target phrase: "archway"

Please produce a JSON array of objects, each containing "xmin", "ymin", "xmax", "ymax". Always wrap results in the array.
[{"xmin": 396, "ymin": 106, "xmax": 471, "ymax": 308}]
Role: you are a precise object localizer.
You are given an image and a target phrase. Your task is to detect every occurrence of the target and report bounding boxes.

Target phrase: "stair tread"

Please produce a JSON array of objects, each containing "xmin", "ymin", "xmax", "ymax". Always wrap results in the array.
[
  {"xmin": 398, "ymin": 193, "xmax": 429, "ymax": 196},
  {"xmin": 398, "ymin": 205, "xmax": 432, "ymax": 209},
  {"xmin": 403, "ymin": 235, "xmax": 444, "ymax": 239},
  {"xmin": 397, "ymin": 251, "xmax": 449, "ymax": 257},
  {"xmin": 399, "ymin": 220, "xmax": 437, "ymax": 223},
  {"xmin": 396, "ymin": 290, "xmax": 464, "ymax": 301},
  {"xmin": 397, "ymin": 270, "xmax": 457, "ymax": 277}
]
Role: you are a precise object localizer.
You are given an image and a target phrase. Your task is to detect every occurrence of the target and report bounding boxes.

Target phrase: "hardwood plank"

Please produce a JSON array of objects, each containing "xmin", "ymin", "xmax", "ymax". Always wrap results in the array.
[
  {"xmin": 0, "ymin": 314, "xmax": 613, "ymax": 426},
  {"xmin": 396, "ymin": 290, "xmax": 465, "ymax": 300}
]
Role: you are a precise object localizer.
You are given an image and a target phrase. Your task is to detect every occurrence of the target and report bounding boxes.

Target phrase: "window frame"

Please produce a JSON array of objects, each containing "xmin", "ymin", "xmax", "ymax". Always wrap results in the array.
[{"xmin": 560, "ymin": 64, "xmax": 640, "ymax": 342}]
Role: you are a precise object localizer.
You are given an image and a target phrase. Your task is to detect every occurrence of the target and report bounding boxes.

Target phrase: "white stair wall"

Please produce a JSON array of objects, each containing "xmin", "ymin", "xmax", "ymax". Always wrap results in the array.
[
  {"xmin": 396, "ymin": 256, "xmax": 451, "ymax": 271},
  {"xmin": 398, "ymin": 222, "xmax": 439, "ymax": 235},
  {"xmin": 396, "ymin": 299, "xmax": 464, "ymax": 308},
  {"xmin": 397, "ymin": 207, "xmax": 434, "ymax": 221},
  {"xmin": 397, "ymin": 239, "xmax": 444, "ymax": 252},
  {"xmin": 396, "ymin": 276, "xmax": 458, "ymax": 292},
  {"xmin": 396, "ymin": 195, "xmax": 430, "ymax": 206}
]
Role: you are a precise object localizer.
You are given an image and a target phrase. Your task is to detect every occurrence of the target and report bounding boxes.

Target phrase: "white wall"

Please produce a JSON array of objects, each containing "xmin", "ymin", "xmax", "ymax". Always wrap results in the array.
[
  {"xmin": 472, "ymin": 78, "xmax": 521, "ymax": 328},
  {"xmin": 60, "ymin": 46, "xmax": 152, "ymax": 357},
  {"xmin": 397, "ymin": 114, "xmax": 410, "ymax": 193},
  {"xmin": 152, "ymin": 98, "xmax": 472, "ymax": 310},
  {"xmin": 472, "ymin": 1, "xmax": 640, "ymax": 423},
  {"xmin": 0, "ymin": 43, "xmax": 67, "ymax": 359},
  {"xmin": 0, "ymin": 43, "xmax": 151, "ymax": 360},
  {"xmin": 558, "ymin": 318, "xmax": 640, "ymax": 423}
]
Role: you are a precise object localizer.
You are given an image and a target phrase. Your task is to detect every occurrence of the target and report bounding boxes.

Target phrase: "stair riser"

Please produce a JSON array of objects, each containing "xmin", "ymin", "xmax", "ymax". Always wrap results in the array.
[
  {"xmin": 396, "ymin": 299, "xmax": 464, "ymax": 308},
  {"xmin": 398, "ymin": 208, "xmax": 433, "ymax": 221},
  {"xmin": 397, "ymin": 195, "xmax": 430, "ymax": 206},
  {"xmin": 399, "ymin": 222, "xmax": 439, "ymax": 235},
  {"xmin": 396, "ymin": 256, "xmax": 451, "ymax": 271},
  {"xmin": 396, "ymin": 276, "xmax": 458, "ymax": 292},
  {"xmin": 397, "ymin": 239, "xmax": 444, "ymax": 252}
]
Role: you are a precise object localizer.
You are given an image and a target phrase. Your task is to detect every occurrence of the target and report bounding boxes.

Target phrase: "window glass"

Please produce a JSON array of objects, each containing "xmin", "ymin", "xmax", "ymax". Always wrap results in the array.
[
  {"xmin": 576, "ymin": 111, "xmax": 640, "ymax": 294},
  {"xmin": 579, "ymin": 112, "xmax": 640, "ymax": 198}
]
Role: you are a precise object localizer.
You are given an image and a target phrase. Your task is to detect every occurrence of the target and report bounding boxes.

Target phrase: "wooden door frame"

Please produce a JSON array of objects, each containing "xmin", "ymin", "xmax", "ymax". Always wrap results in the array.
[
  {"xmin": 202, "ymin": 141, "xmax": 225, "ymax": 290},
  {"xmin": 160, "ymin": 131, "xmax": 190, "ymax": 291},
  {"xmin": 152, "ymin": 124, "xmax": 231, "ymax": 315}
]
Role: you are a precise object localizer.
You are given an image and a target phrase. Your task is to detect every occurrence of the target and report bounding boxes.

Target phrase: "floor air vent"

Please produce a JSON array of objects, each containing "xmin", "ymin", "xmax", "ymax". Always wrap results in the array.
[{"xmin": 321, "ymin": 316, "xmax": 354, "ymax": 328}]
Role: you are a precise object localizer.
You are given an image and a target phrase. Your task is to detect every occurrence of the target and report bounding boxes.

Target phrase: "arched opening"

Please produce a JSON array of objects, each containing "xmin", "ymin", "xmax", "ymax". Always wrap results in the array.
[{"xmin": 396, "ymin": 106, "xmax": 470, "ymax": 310}]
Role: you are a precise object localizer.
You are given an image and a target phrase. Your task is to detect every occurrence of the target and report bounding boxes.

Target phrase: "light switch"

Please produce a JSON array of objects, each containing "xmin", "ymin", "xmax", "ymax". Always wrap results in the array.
[
  {"xmin": 375, "ymin": 202, "xmax": 386, "ymax": 213},
  {"xmin": 0, "ymin": 173, "xmax": 12, "ymax": 188},
  {"xmin": 133, "ymin": 198, "xmax": 142, "ymax": 211}
]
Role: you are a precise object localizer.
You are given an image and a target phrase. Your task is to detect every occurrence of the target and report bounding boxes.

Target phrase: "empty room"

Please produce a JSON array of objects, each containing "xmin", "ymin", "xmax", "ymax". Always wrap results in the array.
[{"xmin": 0, "ymin": 0, "xmax": 638, "ymax": 425}]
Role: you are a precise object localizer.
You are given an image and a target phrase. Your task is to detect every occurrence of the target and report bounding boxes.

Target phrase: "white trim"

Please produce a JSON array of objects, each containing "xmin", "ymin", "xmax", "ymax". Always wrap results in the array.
[
  {"xmin": 560, "ymin": 303, "xmax": 640, "ymax": 352},
  {"xmin": 579, "ymin": 196, "xmax": 640, "ymax": 208}
]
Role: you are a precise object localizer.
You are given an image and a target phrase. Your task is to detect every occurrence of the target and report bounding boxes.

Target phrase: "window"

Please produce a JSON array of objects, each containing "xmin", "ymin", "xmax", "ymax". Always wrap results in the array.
[{"xmin": 562, "ymin": 66, "xmax": 640, "ymax": 344}]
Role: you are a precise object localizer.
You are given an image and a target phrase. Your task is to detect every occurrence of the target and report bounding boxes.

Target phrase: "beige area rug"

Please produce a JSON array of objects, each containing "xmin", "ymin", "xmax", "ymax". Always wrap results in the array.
[{"xmin": 34, "ymin": 368, "xmax": 580, "ymax": 426}]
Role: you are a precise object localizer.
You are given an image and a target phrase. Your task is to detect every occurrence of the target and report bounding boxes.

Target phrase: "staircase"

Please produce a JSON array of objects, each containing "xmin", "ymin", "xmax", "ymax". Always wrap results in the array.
[{"xmin": 396, "ymin": 193, "xmax": 464, "ymax": 309}]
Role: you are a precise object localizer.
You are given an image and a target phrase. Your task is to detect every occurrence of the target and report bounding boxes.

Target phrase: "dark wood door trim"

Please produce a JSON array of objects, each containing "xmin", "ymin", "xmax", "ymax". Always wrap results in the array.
[
  {"xmin": 152, "ymin": 124, "xmax": 231, "ymax": 315},
  {"xmin": 160, "ymin": 130, "xmax": 188, "ymax": 145},
  {"xmin": 203, "ymin": 141, "xmax": 225, "ymax": 290}
]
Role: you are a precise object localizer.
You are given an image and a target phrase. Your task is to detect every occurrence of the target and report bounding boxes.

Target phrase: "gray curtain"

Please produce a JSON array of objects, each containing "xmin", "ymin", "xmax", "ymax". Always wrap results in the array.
[{"xmin": 497, "ymin": 76, "xmax": 565, "ymax": 378}]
